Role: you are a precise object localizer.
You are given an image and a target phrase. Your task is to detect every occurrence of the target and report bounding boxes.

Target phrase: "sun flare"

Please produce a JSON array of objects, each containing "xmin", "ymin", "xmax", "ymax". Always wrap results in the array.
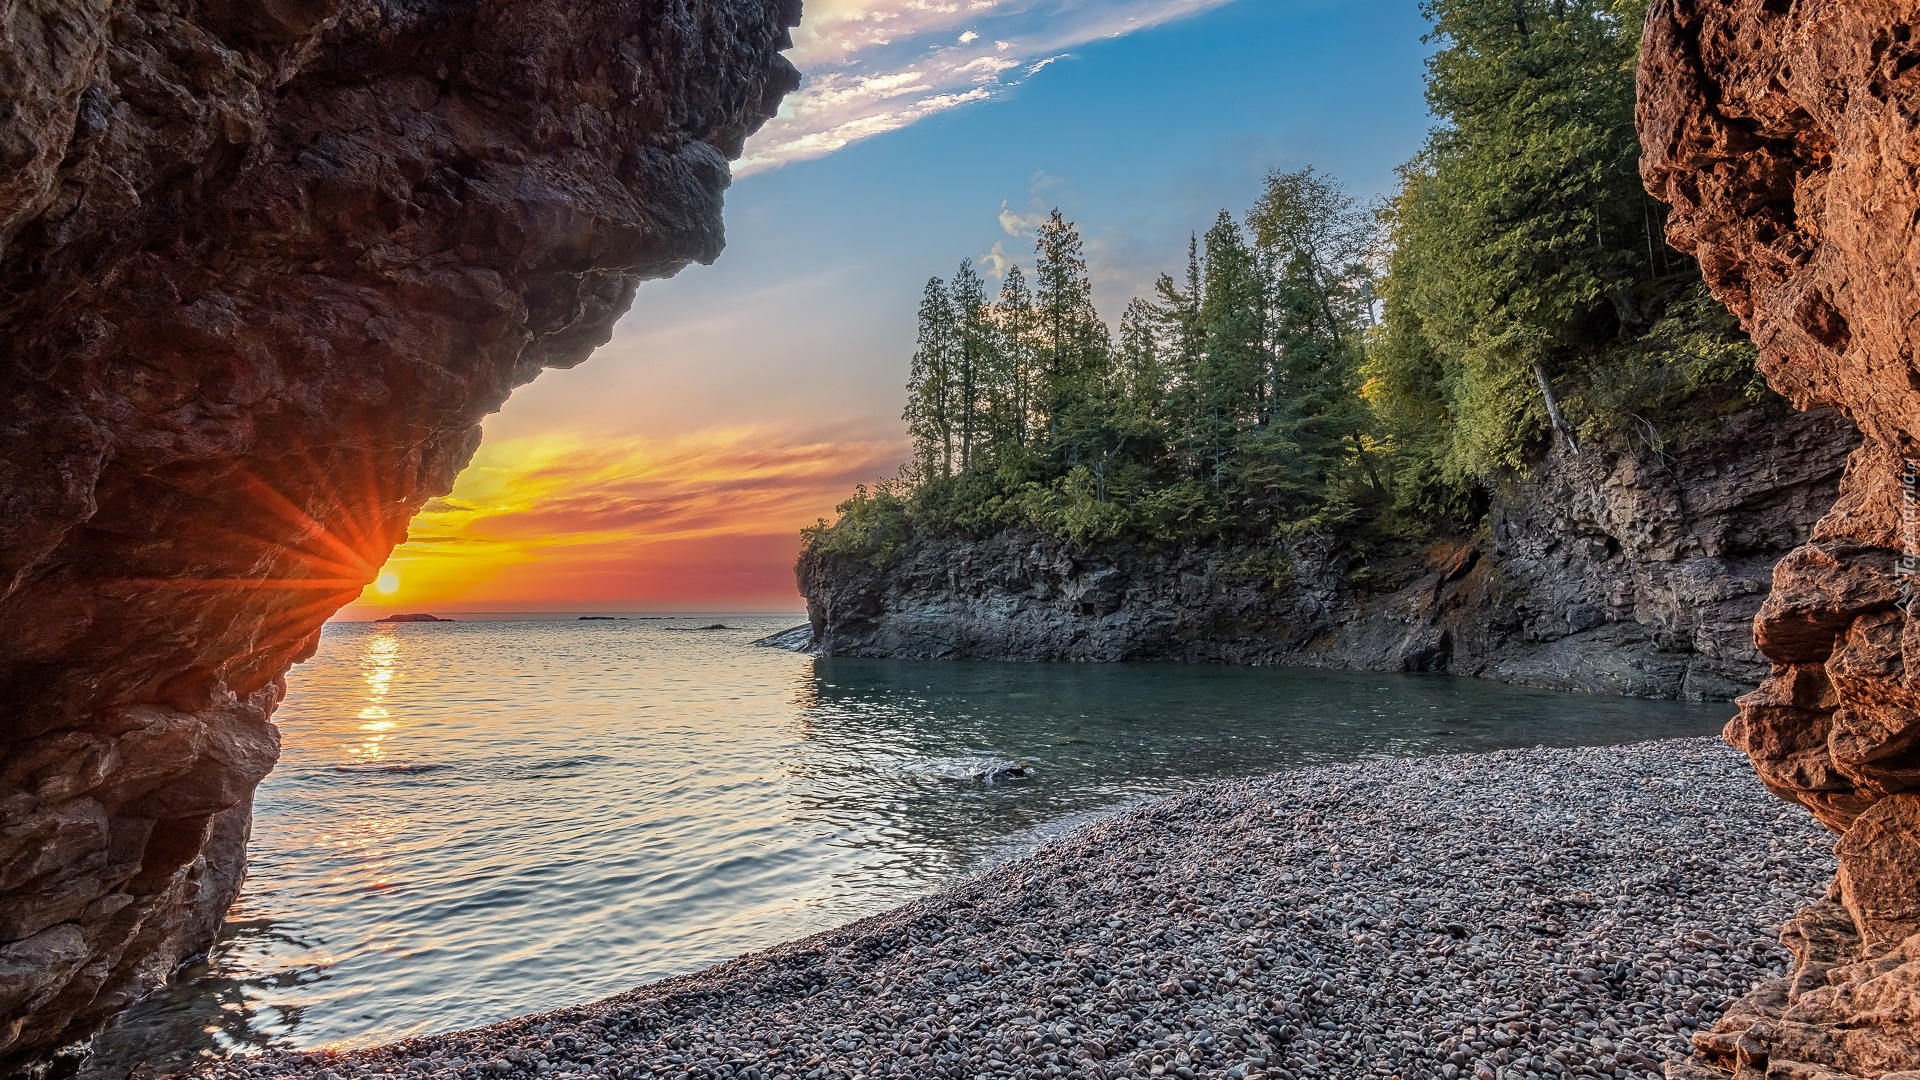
[{"xmin": 375, "ymin": 572, "xmax": 400, "ymax": 595}]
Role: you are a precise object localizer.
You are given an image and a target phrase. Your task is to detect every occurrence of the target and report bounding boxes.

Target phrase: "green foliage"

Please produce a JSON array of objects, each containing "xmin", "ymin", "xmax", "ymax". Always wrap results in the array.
[
  {"xmin": 1364, "ymin": 0, "xmax": 1766, "ymax": 519},
  {"xmin": 1224, "ymin": 548, "xmax": 1295, "ymax": 595},
  {"xmin": 800, "ymin": 482, "xmax": 913, "ymax": 568},
  {"xmin": 808, "ymin": 184, "xmax": 1384, "ymax": 562},
  {"xmin": 903, "ymin": 278, "xmax": 957, "ymax": 485},
  {"xmin": 808, "ymin": 0, "xmax": 1769, "ymax": 569},
  {"xmin": 1574, "ymin": 283, "xmax": 1769, "ymax": 452}
]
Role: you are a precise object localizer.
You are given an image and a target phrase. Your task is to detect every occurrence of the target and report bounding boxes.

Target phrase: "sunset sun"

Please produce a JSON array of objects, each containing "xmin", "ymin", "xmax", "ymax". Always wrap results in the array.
[{"xmin": 374, "ymin": 571, "xmax": 400, "ymax": 595}]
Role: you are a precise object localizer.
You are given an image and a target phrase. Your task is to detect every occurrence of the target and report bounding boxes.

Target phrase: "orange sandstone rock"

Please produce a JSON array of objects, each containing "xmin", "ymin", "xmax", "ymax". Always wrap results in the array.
[{"xmin": 1641, "ymin": 1, "xmax": 1920, "ymax": 1074}]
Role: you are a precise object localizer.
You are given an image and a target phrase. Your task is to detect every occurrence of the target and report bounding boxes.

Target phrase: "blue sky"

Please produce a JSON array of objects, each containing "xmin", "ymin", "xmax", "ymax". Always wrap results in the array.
[
  {"xmin": 360, "ymin": 0, "xmax": 1443, "ymax": 613},
  {"xmin": 496, "ymin": 0, "xmax": 1435, "ymax": 448}
]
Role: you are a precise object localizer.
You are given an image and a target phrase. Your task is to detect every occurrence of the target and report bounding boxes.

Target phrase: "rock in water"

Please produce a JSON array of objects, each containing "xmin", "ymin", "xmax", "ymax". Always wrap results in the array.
[
  {"xmin": 1640, "ymin": 2, "xmax": 1920, "ymax": 1074},
  {"xmin": 750, "ymin": 624, "xmax": 816, "ymax": 651},
  {"xmin": 0, "ymin": 0, "xmax": 799, "ymax": 1068},
  {"xmin": 973, "ymin": 761, "xmax": 1030, "ymax": 783}
]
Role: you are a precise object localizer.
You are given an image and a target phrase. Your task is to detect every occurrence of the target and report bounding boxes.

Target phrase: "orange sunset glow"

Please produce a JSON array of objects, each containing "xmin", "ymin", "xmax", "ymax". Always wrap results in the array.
[{"xmin": 338, "ymin": 427, "xmax": 904, "ymax": 618}]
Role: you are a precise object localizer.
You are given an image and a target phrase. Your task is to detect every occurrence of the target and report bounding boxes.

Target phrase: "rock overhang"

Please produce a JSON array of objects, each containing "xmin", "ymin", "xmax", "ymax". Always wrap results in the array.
[{"xmin": 0, "ymin": 0, "xmax": 800, "ymax": 1068}]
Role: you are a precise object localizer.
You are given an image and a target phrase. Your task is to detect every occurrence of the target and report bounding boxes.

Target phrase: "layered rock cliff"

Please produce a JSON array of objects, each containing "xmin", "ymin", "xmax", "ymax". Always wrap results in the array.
[
  {"xmin": 1639, "ymin": 2, "xmax": 1920, "ymax": 1076},
  {"xmin": 801, "ymin": 405, "xmax": 1857, "ymax": 701},
  {"xmin": 0, "ymin": 0, "xmax": 797, "ymax": 1069}
]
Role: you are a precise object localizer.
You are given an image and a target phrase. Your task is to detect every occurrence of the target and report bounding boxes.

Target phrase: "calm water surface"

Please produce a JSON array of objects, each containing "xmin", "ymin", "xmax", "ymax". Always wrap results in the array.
[{"xmin": 85, "ymin": 616, "xmax": 1733, "ymax": 1074}]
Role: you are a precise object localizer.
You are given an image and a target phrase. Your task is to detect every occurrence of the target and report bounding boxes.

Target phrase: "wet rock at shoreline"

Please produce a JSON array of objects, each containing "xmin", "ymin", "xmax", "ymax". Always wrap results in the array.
[{"xmin": 750, "ymin": 625, "xmax": 816, "ymax": 651}]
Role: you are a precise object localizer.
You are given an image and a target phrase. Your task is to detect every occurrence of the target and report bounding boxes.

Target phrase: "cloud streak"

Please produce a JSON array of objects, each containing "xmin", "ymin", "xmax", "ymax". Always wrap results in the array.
[
  {"xmin": 342, "ymin": 427, "xmax": 906, "ymax": 614},
  {"xmin": 738, "ymin": 0, "xmax": 1240, "ymax": 174}
]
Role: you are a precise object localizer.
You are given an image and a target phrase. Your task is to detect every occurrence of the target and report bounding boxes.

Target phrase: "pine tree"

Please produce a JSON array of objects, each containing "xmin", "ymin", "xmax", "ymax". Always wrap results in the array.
[
  {"xmin": 1249, "ymin": 168, "xmax": 1377, "ymax": 508},
  {"xmin": 903, "ymin": 276, "xmax": 958, "ymax": 484},
  {"xmin": 1248, "ymin": 167, "xmax": 1373, "ymax": 381},
  {"xmin": 1033, "ymin": 210, "xmax": 1111, "ymax": 451},
  {"xmin": 1116, "ymin": 298, "xmax": 1167, "ymax": 410},
  {"xmin": 1389, "ymin": 0, "xmax": 1660, "ymax": 473},
  {"xmin": 993, "ymin": 264, "xmax": 1039, "ymax": 452},
  {"xmin": 1196, "ymin": 210, "xmax": 1267, "ymax": 486},
  {"xmin": 950, "ymin": 260, "xmax": 994, "ymax": 474},
  {"xmin": 1150, "ymin": 236, "xmax": 1206, "ymax": 480},
  {"xmin": 1113, "ymin": 297, "xmax": 1172, "ymax": 490},
  {"xmin": 812, "ymin": 0, "xmax": 1758, "ymax": 564}
]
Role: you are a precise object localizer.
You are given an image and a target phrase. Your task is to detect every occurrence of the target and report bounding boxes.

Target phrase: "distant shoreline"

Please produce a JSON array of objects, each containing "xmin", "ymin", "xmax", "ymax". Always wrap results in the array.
[{"xmin": 191, "ymin": 738, "xmax": 1830, "ymax": 1080}]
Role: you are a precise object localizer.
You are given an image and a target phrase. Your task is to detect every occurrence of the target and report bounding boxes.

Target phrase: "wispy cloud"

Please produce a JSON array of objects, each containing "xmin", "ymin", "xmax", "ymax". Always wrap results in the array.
[
  {"xmin": 737, "ymin": 0, "xmax": 1240, "ymax": 174},
  {"xmin": 997, "ymin": 198, "xmax": 1050, "ymax": 238}
]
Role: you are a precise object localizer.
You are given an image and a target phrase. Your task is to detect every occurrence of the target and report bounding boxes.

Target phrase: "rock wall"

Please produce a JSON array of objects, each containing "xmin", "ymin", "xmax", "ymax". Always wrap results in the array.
[
  {"xmin": 0, "ymin": 0, "xmax": 798, "ymax": 1069},
  {"xmin": 1639, "ymin": 2, "xmax": 1920, "ymax": 1076},
  {"xmin": 800, "ymin": 405, "xmax": 1857, "ymax": 701}
]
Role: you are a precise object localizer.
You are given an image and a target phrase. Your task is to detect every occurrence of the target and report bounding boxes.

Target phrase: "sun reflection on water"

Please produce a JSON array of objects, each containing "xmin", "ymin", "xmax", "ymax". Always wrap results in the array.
[{"xmin": 352, "ymin": 631, "xmax": 401, "ymax": 762}]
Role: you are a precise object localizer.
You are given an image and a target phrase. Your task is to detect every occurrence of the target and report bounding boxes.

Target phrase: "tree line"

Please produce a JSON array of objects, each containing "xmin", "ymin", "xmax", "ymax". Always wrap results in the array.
[
  {"xmin": 809, "ymin": 0, "xmax": 1764, "ymax": 564},
  {"xmin": 894, "ymin": 168, "xmax": 1376, "ymax": 543}
]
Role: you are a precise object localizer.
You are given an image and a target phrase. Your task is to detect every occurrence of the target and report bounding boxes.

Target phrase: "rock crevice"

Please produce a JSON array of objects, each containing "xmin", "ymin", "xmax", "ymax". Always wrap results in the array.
[{"xmin": 0, "ymin": 0, "xmax": 798, "ymax": 1068}]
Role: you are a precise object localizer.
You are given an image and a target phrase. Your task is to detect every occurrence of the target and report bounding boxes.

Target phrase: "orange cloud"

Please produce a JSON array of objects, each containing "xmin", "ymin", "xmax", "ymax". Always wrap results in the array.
[{"xmin": 339, "ymin": 427, "xmax": 905, "ymax": 618}]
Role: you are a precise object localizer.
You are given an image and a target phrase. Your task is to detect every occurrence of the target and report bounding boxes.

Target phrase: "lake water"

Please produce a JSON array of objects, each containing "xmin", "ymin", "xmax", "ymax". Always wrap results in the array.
[{"xmin": 82, "ymin": 615, "xmax": 1734, "ymax": 1075}]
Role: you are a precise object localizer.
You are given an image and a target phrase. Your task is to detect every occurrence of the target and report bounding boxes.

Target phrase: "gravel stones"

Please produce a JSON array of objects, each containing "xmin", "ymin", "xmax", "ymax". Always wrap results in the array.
[{"xmin": 180, "ymin": 739, "xmax": 1832, "ymax": 1080}]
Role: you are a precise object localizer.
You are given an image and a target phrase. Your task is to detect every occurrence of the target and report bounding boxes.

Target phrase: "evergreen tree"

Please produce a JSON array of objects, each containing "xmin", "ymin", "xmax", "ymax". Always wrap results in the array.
[
  {"xmin": 903, "ymin": 276, "xmax": 958, "ymax": 484},
  {"xmin": 1033, "ymin": 210, "xmax": 1111, "ymax": 450},
  {"xmin": 809, "ymin": 0, "xmax": 1761, "ymax": 566},
  {"xmin": 1112, "ymin": 297, "xmax": 1172, "ymax": 495},
  {"xmin": 1149, "ymin": 236, "xmax": 1206, "ymax": 480},
  {"xmin": 1248, "ymin": 167, "xmax": 1373, "ymax": 375},
  {"xmin": 1388, "ymin": 0, "xmax": 1662, "ymax": 474},
  {"xmin": 1196, "ymin": 209, "xmax": 1269, "ymax": 487},
  {"xmin": 1116, "ymin": 298, "xmax": 1167, "ymax": 413},
  {"xmin": 1249, "ymin": 168, "xmax": 1378, "ymax": 507},
  {"xmin": 950, "ymin": 259, "xmax": 992, "ymax": 473},
  {"xmin": 992, "ymin": 264, "xmax": 1039, "ymax": 451}
]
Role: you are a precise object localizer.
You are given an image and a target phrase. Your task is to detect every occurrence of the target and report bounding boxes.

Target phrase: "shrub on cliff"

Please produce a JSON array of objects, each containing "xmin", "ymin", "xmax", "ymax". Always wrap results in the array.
[{"xmin": 801, "ymin": 482, "xmax": 914, "ymax": 567}]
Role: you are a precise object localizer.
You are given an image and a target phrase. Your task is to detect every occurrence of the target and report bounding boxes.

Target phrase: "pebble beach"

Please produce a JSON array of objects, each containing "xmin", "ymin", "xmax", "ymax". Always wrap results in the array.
[{"xmin": 181, "ymin": 738, "xmax": 1834, "ymax": 1080}]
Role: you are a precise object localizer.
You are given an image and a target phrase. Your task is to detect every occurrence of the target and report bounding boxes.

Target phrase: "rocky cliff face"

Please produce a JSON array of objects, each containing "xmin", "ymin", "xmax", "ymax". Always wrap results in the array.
[
  {"xmin": 801, "ymin": 405, "xmax": 1857, "ymax": 701},
  {"xmin": 1640, "ymin": 2, "xmax": 1920, "ymax": 1076},
  {"xmin": 0, "ymin": 0, "xmax": 797, "ymax": 1069}
]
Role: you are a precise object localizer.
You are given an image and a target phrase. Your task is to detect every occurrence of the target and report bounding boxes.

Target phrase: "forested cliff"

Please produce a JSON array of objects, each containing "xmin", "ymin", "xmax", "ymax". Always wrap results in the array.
[{"xmin": 795, "ymin": 0, "xmax": 1859, "ymax": 697}]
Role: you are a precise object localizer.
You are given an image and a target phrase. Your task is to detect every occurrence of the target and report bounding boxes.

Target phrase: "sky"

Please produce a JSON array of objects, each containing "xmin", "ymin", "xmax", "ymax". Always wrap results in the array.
[{"xmin": 341, "ymin": 0, "xmax": 1439, "ymax": 619}]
